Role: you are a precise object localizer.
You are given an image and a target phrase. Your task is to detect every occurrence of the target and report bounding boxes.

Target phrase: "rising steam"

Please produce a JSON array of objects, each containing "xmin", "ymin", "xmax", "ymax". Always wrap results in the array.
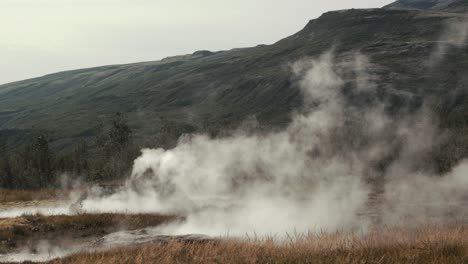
[
  {"xmin": 67, "ymin": 51, "xmax": 468, "ymax": 236},
  {"xmin": 429, "ymin": 14, "xmax": 468, "ymax": 65}
]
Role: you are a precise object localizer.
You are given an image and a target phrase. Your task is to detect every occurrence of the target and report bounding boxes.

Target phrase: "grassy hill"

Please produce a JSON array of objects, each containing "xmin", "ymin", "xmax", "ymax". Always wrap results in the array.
[
  {"xmin": 1, "ymin": 3, "xmax": 468, "ymax": 187},
  {"xmin": 1, "ymin": 7, "xmax": 467, "ymax": 149}
]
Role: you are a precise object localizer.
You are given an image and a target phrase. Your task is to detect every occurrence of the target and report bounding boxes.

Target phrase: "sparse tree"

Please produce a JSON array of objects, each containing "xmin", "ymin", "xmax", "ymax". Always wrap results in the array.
[
  {"xmin": 0, "ymin": 153, "xmax": 14, "ymax": 189},
  {"xmin": 35, "ymin": 133, "xmax": 54, "ymax": 187},
  {"xmin": 96, "ymin": 112, "xmax": 132, "ymax": 155},
  {"xmin": 109, "ymin": 112, "xmax": 132, "ymax": 153}
]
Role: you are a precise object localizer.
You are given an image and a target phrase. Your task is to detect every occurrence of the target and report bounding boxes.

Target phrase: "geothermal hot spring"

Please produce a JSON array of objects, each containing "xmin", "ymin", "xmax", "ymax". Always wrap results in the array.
[{"xmin": 1, "ymin": 52, "xmax": 468, "ymax": 262}]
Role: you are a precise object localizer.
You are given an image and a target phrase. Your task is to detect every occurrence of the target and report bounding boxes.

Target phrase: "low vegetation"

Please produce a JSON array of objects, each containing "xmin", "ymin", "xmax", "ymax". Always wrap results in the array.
[
  {"xmin": 49, "ymin": 225, "xmax": 468, "ymax": 264},
  {"xmin": 0, "ymin": 113, "xmax": 137, "ymax": 189},
  {"xmin": 0, "ymin": 189, "xmax": 61, "ymax": 204}
]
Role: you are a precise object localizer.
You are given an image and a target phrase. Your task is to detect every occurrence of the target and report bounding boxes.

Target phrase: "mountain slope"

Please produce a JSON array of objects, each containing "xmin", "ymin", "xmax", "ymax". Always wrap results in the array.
[
  {"xmin": 385, "ymin": 0, "xmax": 468, "ymax": 11},
  {"xmin": 1, "ymin": 7, "xmax": 468, "ymax": 163},
  {"xmin": 444, "ymin": 0, "xmax": 468, "ymax": 12}
]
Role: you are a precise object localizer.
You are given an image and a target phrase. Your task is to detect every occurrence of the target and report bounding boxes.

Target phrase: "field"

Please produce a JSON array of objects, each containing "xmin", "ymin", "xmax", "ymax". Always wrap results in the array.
[
  {"xmin": 51, "ymin": 225, "xmax": 468, "ymax": 264},
  {"xmin": 0, "ymin": 190, "xmax": 466, "ymax": 263},
  {"xmin": 0, "ymin": 189, "xmax": 62, "ymax": 204}
]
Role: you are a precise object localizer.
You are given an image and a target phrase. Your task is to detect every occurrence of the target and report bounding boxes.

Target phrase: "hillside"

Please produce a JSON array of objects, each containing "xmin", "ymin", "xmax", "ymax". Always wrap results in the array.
[
  {"xmin": 1, "ymin": 4, "xmax": 468, "ymax": 173},
  {"xmin": 384, "ymin": 0, "xmax": 468, "ymax": 11}
]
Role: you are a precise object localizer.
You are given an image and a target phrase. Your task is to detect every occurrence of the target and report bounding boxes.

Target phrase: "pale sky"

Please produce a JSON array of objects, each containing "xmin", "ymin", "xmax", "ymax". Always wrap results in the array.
[{"xmin": 0, "ymin": 0, "xmax": 391, "ymax": 85}]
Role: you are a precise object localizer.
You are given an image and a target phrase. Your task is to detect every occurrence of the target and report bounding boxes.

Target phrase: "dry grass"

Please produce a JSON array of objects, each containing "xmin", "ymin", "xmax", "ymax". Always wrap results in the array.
[
  {"xmin": 0, "ymin": 189, "xmax": 63, "ymax": 204},
  {"xmin": 50, "ymin": 225, "xmax": 468, "ymax": 264}
]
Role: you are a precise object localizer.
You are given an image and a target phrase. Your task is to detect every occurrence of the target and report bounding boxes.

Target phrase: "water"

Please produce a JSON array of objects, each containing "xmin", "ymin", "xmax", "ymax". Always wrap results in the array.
[{"xmin": 0, "ymin": 227, "xmax": 212, "ymax": 263}]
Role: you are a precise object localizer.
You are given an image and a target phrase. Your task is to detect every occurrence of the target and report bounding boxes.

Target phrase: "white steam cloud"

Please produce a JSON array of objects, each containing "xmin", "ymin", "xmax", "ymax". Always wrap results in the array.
[
  {"xmin": 67, "ymin": 51, "xmax": 468, "ymax": 236},
  {"xmin": 0, "ymin": 240, "xmax": 81, "ymax": 263},
  {"xmin": 80, "ymin": 52, "xmax": 372, "ymax": 235}
]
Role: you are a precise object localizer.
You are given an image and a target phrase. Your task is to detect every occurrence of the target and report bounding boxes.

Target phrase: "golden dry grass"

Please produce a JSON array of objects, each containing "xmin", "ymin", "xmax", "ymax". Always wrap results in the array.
[
  {"xmin": 0, "ymin": 189, "xmax": 63, "ymax": 204},
  {"xmin": 49, "ymin": 225, "xmax": 468, "ymax": 264}
]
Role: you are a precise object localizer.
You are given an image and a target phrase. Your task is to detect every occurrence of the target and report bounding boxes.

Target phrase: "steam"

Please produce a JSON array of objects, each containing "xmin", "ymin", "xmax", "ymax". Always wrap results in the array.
[
  {"xmin": 0, "ymin": 241, "xmax": 81, "ymax": 263},
  {"xmin": 429, "ymin": 15, "xmax": 468, "ymax": 65},
  {"xmin": 0, "ymin": 205, "xmax": 71, "ymax": 219},
  {"xmin": 67, "ymin": 51, "xmax": 468, "ymax": 236},
  {"xmin": 382, "ymin": 161, "xmax": 468, "ymax": 225},
  {"xmin": 79, "ymin": 52, "xmax": 372, "ymax": 235}
]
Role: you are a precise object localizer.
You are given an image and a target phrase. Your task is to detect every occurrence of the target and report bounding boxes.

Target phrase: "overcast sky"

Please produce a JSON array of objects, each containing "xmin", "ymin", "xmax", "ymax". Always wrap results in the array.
[{"xmin": 0, "ymin": 0, "xmax": 391, "ymax": 85}]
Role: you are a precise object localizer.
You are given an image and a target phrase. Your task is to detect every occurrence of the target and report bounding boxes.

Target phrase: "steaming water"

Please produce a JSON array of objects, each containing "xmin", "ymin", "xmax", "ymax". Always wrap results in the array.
[
  {"xmin": 0, "ymin": 248, "xmax": 77, "ymax": 263},
  {"xmin": 0, "ymin": 204, "xmax": 72, "ymax": 218},
  {"xmin": 100, "ymin": 228, "xmax": 212, "ymax": 248},
  {"xmin": 0, "ymin": 238, "xmax": 87, "ymax": 263},
  {"xmin": 0, "ymin": 225, "xmax": 212, "ymax": 263}
]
